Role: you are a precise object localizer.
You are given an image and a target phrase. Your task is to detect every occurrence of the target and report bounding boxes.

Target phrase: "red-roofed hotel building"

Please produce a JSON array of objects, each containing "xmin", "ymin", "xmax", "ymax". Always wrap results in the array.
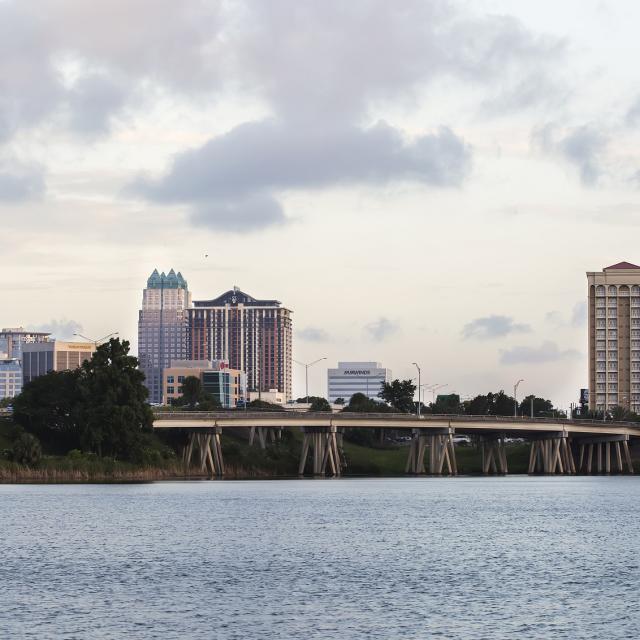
[{"xmin": 587, "ymin": 261, "xmax": 640, "ymax": 413}]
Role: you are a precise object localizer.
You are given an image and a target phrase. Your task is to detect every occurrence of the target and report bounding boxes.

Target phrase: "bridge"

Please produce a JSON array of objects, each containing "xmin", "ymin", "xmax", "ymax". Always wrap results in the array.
[{"xmin": 153, "ymin": 411, "xmax": 640, "ymax": 478}]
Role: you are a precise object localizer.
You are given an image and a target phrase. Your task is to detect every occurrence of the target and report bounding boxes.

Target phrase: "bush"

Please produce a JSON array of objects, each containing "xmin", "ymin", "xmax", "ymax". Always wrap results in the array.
[{"xmin": 12, "ymin": 433, "xmax": 42, "ymax": 465}]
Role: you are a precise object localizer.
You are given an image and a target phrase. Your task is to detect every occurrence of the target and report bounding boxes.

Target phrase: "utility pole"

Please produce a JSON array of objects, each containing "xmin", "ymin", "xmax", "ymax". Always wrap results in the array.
[
  {"xmin": 412, "ymin": 362, "xmax": 421, "ymax": 416},
  {"xmin": 294, "ymin": 357, "xmax": 326, "ymax": 401},
  {"xmin": 530, "ymin": 395, "xmax": 534, "ymax": 419},
  {"xmin": 514, "ymin": 379, "xmax": 524, "ymax": 418}
]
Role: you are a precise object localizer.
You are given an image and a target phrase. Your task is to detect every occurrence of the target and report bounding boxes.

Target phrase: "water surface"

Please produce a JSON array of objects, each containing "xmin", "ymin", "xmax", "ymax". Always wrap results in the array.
[{"xmin": 1, "ymin": 477, "xmax": 639, "ymax": 639}]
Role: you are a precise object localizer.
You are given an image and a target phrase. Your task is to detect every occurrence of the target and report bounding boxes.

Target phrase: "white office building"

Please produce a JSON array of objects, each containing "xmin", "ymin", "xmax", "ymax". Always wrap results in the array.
[
  {"xmin": 327, "ymin": 362, "xmax": 392, "ymax": 404},
  {"xmin": 0, "ymin": 358, "xmax": 23, "ymax": 400}
]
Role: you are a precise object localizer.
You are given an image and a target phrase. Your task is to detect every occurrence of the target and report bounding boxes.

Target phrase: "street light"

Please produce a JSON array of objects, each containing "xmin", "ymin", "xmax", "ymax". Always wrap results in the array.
[
  {"xmin": 294, "ymin": 357, "xmax": 327, "ymax": 401},
  {"xmin": 430, "ymin": 383, "xmax": 448, "ymax": 405},
  {"xmin": 73, "ymin": 332, "xmax": 119, "ymax": 348},
  {"xmin": 514, "ymin": 378, "xmax": 524, "ymax": 418},
  {"xmin": 412, "ymin": 362, "xmax": 421, "ymax": 416}
]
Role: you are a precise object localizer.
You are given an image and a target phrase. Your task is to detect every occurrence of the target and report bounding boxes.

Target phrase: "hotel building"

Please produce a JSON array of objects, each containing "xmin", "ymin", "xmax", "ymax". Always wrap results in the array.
[
  {"xmin": 587, "ymin": 261, "xmax": 640, "ymax": 413},
  {"xmin": 21, "ymin": 340, "xmax": 95, "ymax": 384},
  {"xmin": 162, "ymin": 360, "xmax": 246, "ymax": 408},
  {"xmin": 327, "ymin": 362, "xmax": 392, "ymax": 404},
  {"xmin": 138, "ymin": 269, "xmax": 191, "ymax": 404},
  {"xmin": 187, "ymin": 287, "xmax": 292, "ymax": 401}
]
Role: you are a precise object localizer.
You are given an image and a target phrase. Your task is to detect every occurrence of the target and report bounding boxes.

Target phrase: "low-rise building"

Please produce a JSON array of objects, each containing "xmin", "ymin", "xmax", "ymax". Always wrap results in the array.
[
  {"xmin": 163, "ymin": 360, "xmax": 246, "ymax": 409},
  {"xmin": 248, "ymin": 389, "xmax": 286, "ymax": 405},
  {"xmin": 21, "ymin": 340, "xmax": 95, "ymax": 384},
  {"xmin": 327, "ymin": 361, "xmax": 392, "ymax": 404},
  {"xmin": 0, "ymin": 358, "xmax": 22, "ymax": 400}
]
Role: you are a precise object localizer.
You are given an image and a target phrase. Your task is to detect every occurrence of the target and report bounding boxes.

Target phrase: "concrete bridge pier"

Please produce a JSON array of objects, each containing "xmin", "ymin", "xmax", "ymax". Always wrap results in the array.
[
  {"xmin": 480, "ymin": 434, "xmax": 508, "ymax": 475},
  {"xmin": 298, "ymin": 426, "xmax": 343, "ymax": 477},
  {"xmin": 528, "ymin": 432, "xmax": 575, "ymax": 475},
  {"xmin": 576, "ymin": 435, "xmax": 634, "ymax": 474},
  {"xmin": 248, "ymin": 426, "xmax": 282, "ymax": 449},
  {"xmin": 183, "ymin": 427, "xmax": 224, "ymax": 477},
  {"xmin": 405, "ymin": 428, "xmax": 457, "ymax": 476}
]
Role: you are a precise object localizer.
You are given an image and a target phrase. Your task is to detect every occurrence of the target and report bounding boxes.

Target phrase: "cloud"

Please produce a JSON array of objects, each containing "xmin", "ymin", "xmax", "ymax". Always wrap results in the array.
[
  {"xmin": 533, "ymin": 123, "xmax": 608, "ymax": 186},
  {"xmin": 364, "ymin": 317, "xmax": 398, "ymax": 342},
  {"xmin": 128, "ymin": 119, "xmax": 472, "ymax": 231},
  {"xmin": 499, "ymin": 341, "xmax": 580, "ymax": 365},
  {"xmin": 28, "ymin": 318, "xmax": 83, "ymax": 340},
  {"xmin": 545, "ymin": 302, "xmax": 587, "ymax": 329},
  {"xmin": 297, "ymin": 327, "xmax": 330, "ymax": 343},
  {"xmin": 66, "ymin": 73, "xmax": 129, "ymax": 135},
  {"xmin": 462, "ymin": 315, "xmax": 531, "ymax": 340},
  {"xmin": 626, "ymin": 96, "xmax": 640, "ymax": 127},
  {"xmin": 0, "ymin": 162, "xmax": 45, "ymax": 201}
]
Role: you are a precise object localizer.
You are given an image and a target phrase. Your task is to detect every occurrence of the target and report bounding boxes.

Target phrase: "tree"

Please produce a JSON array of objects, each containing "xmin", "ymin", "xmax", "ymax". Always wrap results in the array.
[
  {"xmin": 181, "ymin": 376, "xmax": 202, "ymax": 409},
  {"xmin": 12, "ymin": 432, "xmax": 42, "ymax": 465},
  {"xmin": 310, "ymin": 397, "xmax": 331, "ymax": 412},
  {"xmin": 431, "ymin": 394, "xmax": 462, "ymax": 415},
  {"xmin": 465, "ymin": 394, "xmax": 490, "ymax": 415},
  {"xmin": 341, "ymin": 392, "xmax": 389, "ymax": 413},
  {"xmin": 378, "ymin": 379, "xmax": 416, "ymax": 413},
  {"xmin": 519, "ymin": 395, "xmax": 554, "ymax": 418},
  {"xmin": 12, "ymin": 369, "xmax": 81, "ymax": 452},
  {"xmin": 334, "ymin": 397, "xmax": 345, "ymax": 405},
  {"xmin": 246, "ymin": 399, "xmax": 284, "ymax": 411},
  {"xmin": 492, "ymin": 391, "xmax": 515, "ymax": 416},
  {"xmin": 74, "ymin": 338, "xmax": 153, "ymax": 459}
]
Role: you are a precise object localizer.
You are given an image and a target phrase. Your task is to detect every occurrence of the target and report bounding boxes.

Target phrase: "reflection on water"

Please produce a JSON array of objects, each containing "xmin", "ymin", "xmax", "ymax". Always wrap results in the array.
[{"xmin": 1, "ymin": 477, "xmax": 639, "ymax": 639}]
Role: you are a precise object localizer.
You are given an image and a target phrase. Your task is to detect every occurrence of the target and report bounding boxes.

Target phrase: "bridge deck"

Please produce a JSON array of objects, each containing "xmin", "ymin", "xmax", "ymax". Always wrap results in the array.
[{"xmin": 153, "ymin": 412, "xmax": 640, "ymax": 438}]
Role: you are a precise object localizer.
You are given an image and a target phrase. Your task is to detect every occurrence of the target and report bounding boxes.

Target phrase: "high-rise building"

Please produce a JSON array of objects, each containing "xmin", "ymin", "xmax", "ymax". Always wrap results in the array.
[
  {"xmin": 22, "ymin": 340, "xmax": 95, "ymax": 384},
  {"xmin": 187, "ymin": 287, "xmax": 292, "ymax": 401},
  {"xmin": 138, "ymin": 269, "xmax": 191, "ymax": 404},
  {"xmin": 587, "ymin": 261, "xmax": 640, "ymax": 413},
  {"xmin": 327, "ymin": 361, "xmax": 392, "ymax": 404}
]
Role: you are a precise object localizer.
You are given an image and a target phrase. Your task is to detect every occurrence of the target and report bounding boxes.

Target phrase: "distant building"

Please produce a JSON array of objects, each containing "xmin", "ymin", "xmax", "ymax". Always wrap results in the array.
[
  {"xmin": 0, "ymin": 327, "xmax": 50, "ymax": 360},
  {"xmin": 327, "ymin": 362, "xmax": 392, "ymax": 404},
  {"xmin": 163, "ymin": 359, "xmax": 246, "ymax": 409},
  {"xmin": 0, "ymin": 328, "xmax": 51, "ymax": 398},
  {"xmin": 21, "ymin": 340, "xmax": 95, "ymax": 384},
  {"xmin": 587, "ymin": 261, "xmax": 640, "ymax": 413},
  {"xmin": 188, "ymin": 287, "xmax": 293, "ymax": 401},
  {"xmin": 0, "ymin": 358, "xmax": 22, "ymax": 400},
  {"xmin": 138, "ymin": 269, "xmax": 191, "ymax": 404},
  {"xmin": 248, "ymin": 389, "xmax": 286, "ymax": 405}
]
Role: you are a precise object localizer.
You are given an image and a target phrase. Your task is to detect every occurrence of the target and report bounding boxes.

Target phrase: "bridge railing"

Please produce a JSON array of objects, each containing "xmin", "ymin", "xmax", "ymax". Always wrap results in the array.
[{"xmin": 152, "ymin": 411, "xmax": 640, "ymax": 428}]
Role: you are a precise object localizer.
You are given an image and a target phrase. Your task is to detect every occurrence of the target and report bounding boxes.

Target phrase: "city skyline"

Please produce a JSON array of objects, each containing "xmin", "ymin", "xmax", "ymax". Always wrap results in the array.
[{"xmin": 4, "ymin": 2, "xmax": 640, "ymax": 407}]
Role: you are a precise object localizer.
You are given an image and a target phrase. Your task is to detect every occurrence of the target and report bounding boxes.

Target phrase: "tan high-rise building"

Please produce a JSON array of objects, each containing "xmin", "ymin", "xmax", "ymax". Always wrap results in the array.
[
  {"xmin": 587, "ymin": 261, "xmax": 640, "ymax": 413},
  {"xmin": 138, "ymin": 269, "xmax": 192, "ymax": 404}
]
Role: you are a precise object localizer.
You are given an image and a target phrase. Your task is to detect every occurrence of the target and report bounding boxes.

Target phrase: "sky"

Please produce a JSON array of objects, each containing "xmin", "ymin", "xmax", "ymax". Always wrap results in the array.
[{"xmin": 2, "ymin": 0, "xmax": 640, "ymax": 408}]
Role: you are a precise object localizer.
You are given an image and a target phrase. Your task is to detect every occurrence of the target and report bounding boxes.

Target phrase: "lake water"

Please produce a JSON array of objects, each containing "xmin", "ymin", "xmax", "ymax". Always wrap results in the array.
[{"xmin": 1, "ymin": 477, "xmax": 639, "ymax": 639}]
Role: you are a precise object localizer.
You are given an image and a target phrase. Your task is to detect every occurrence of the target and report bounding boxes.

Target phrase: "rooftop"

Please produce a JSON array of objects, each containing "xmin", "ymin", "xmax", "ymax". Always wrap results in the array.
[
  {"xmin": 193, "ymin": 286, "xmax": 282, "ymax": 308},
  {"xmin": 146, "ymin": 268, "xmax": 188, "ymax": 290},
  {"xmin": 603, "ymin": 261, "xmax": 640, "ymax": 270}
]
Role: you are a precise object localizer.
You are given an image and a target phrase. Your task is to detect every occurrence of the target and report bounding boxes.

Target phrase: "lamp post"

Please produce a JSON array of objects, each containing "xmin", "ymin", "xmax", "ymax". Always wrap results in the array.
[
  {"xmin": 430, "ymin": 383, "xmax": 448, "ymax": 405},
  {"xmin": 412, "ymin": 362, "xmax": 421, "ymax": 416},
  {"xmin": 514, "ymin": 379, "xmax": 524, "ymax": 418},
  {"xmin": 294, "ymin": 357, "xmax": 326, "ymax": 401},
  {"xmin": 73, "ymin": 332, "xmax": 119, "ymax": 348}
]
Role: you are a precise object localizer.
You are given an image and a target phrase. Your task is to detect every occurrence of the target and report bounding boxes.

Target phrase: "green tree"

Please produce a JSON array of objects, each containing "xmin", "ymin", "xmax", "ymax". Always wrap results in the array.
[
  {"xmin": 246, "ymin": 399, "xmax": 284, "ymax": 411},
  {"xmin": 341, "ymin": 392, "xmax": 388, "ymax": 413},
  {"xmin": 431, "ymin": 394, "xmax": 462, "ymax": 415},
  {"xmin": 74, "ymin": 338, "xmax": 153, "ymax": 459},
  {"xmin": 378, "ymin": 379, "xmax": 416, "ymax": 413},
  {"xmin": 334, "ymin": 397, "xmax": 345, "ymax": 405},
  {"xmin": 309, "ymin": 397, "xmax": 331, "ymax": 411},
  {"xmin": 11, "ymin": 432, "xmax": 42, "ymax": 465},
  {"xmin": 181, "ymin": 376, "xmax": 202, "ymax": 409},
  {"xmin": 519, "ymin": 395, "xmax": 554, "ymax": 417},
  {"xmin": 12, "ymin": 369, "xmax": 81, "ymax": 452}
]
